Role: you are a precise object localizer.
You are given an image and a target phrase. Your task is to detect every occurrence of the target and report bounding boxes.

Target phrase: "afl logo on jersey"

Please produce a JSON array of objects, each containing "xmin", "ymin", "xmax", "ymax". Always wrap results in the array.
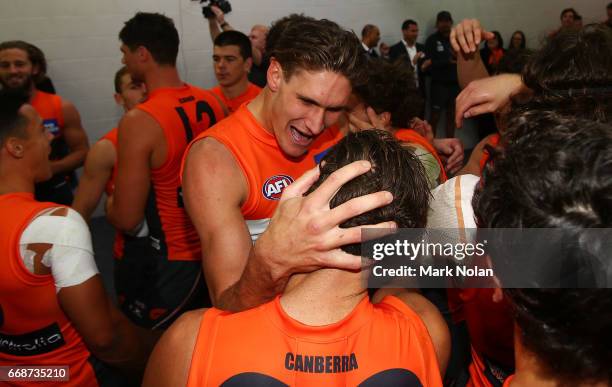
[
  {"xmin": 43, "ymin": 119, "xmax": 61, "ymax": 137},
  {"xmin": 262, "ymin": 175, "xmax": 294, "ymax": 201}
]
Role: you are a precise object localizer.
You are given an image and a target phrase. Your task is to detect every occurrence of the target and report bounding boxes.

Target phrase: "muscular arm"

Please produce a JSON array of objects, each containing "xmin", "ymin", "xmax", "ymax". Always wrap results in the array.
[
  {"xmin": 72, "ymin": 139, "xmax": 116, "ymax": 222},
  {"xmin": 50, "ymin": 100, "xmax": 89, "ymax": 175},
  {"xmin": 26, "ymin": 208, "xmax": 155, "ymax": 377},
  {"xmin": 184, "ymin": 139, "xmax": 396, "ymax": 312},
  {"xmin": 183, "ymin": 138, "xmax": 254, "ymax": 309},
  {"xmin": 59, "ymin": 276, "xmax": 156, "ymax": 376},
  {"xmin": 106, "ymin": 110, "xmax": 161, "ymax": 233}
]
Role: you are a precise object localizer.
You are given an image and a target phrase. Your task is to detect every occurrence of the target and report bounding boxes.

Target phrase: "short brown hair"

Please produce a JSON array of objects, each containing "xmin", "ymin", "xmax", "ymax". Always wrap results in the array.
[
  {"xmin": 113, "ymin": 66, "xmax": 130, "ymax": 94},
  {"xmin": 307, "ymin": 130, "xmax": 430, "ymax": 255},
  {"xmin": 268, "ymin": 18, "xmax": 366, "ymax": 87},
  {"xmin": 353, "ymin": 59, "xmax": 423, "ymax": 128}
]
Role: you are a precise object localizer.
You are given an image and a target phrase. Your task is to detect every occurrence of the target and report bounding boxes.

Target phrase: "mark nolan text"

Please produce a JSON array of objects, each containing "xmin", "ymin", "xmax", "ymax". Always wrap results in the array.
[{"xmin": 373, "ymin": 265, "xmax": 494, "ymax": 278}]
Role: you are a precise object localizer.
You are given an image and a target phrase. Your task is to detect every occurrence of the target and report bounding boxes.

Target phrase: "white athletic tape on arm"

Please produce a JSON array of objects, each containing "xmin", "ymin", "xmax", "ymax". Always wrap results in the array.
[{"xmin": 20, "ymin": 208, "xmax": 99, "ymax": 292}]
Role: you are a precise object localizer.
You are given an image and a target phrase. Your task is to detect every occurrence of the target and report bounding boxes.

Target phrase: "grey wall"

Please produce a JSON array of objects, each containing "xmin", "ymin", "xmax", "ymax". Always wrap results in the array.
[{"xmin": 0, "ymin": 0, "xmax": 608, "ymax": 142}]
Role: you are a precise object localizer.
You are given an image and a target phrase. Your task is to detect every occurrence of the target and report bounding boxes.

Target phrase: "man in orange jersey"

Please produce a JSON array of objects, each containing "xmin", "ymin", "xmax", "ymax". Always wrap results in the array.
[
  {"xmin": 183, "ymin": 17, "xmax": 395, "ymax": 312},
  {"xmin": 0, "ymin": 40, "xmax": 89, "ymax": 205},
  {"xmin": 73, "ymin": 66, "xmax": 146, "ymax": 222},
  {"xmin": 73, "ymin": 67, "xmax": 148, "ymax": 310},
  {"xmin": 106, "ymin": 12, "xmax": 227, "ymax": 329},
  {"xmin": 0, "ymin": 89, "xmax": 155, "ymax": 386},
  {"xmin": 209, "ymin": 30, "xmax": 261, "ymax": 113},
  {"xmin": 146, "ymin": 130, "xmax": 449, "ymax": 386}
]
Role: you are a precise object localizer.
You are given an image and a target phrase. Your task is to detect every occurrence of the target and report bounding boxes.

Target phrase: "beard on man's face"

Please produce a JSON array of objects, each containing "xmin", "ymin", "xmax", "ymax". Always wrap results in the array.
[{"xmin": 0, "ymin": 73, "xmax": 34, "ymax": 95}]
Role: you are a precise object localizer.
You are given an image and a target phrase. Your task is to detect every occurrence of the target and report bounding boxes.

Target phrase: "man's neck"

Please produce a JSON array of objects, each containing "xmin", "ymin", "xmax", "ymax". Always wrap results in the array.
[
  {"xmin": 248, "ymin": 88, "xmax": 273, "ymax": 134},
  {"xmin": 280, "ymin": 268, "xmax": 367, "ymax": 326},
  {"xmin": 0, "ymin": 168, "xmax": 34, "ymax": 195},
  {"xmin": 403, "ymin": 39, "xmax": 416, "ymax": 48},
  {"xmin": 221, "ymin": 77, "xmax": 249, "ymax": 99},
  {"xmin": 144, "ymin": 66, "xmax": 184, "ymax": 93}
]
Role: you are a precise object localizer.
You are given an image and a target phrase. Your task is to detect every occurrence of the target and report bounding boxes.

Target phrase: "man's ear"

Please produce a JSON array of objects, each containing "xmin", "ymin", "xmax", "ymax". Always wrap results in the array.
[
  {"xmin": 113, "ymin": 93, "xmax": 125, "ymax": 108},
  {"xmin": 136, "ymin": 46, "xmax": 149, "ymax": 63},
  {"xmin": 31, "ymin": 64, "xmax": 41, "ymax": 78},
  {"xmin": 379, "ymin": 111, "xmax": 392, "ymax": 128},
  {"xmin": 244, "ymin": 57, "xmax": 253, "ymax": 73},
  {"xmin": 6, "ymin": 137, "xmax": 25, "ymax": 159},
  {"xmin": 267, "ymin": 59, "xmax": 283, "ymax": 92}
]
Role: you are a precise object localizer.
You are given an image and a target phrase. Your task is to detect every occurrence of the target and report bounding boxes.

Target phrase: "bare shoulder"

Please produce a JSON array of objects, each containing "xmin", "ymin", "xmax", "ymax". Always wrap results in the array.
[
  {"xmin": 119, "ymin": 108, "xmax": 160, "ymax": 132},
  {"xmin": 60, "ymin": 98, "xmax": 78, "ymax": 114},
  {"xmin": 143, "ymin": 309, "xmax": 207, "ymax": 387},
  {"xmin": 183, "ymin": 136, "xmax": 246, "ymax": 201},
  {"xmin": 86, "ymin": 139, "xmax": 116, "ymax": 167},
  {"xmin": 162, "ymin": 308, "xmax": 206, "ymax": 344}
]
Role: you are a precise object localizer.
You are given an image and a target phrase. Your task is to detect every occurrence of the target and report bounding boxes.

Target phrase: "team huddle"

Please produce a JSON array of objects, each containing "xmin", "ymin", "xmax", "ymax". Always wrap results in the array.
[{"xmin": 0, "ymin": 8, "xmax": 611, "ymax": 387}]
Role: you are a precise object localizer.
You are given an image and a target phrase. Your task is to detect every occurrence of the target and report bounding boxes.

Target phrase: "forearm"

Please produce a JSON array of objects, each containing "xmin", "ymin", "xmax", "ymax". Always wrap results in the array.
[
  {"xmin": 458, "ymin": 51, "xmax": 488, "ymax": 89},
  {"xmin": 92, "ymin": 303, "xmax": 156, "ymax": 375},
  {"xmin": 215, "ymin": 248, "xmax": 287, "ymax": 312},
  {"xmin": 51, "ymin": 148, "xmax": 87, "ymax": 175},
  {"xmin": 208, "ymin": 18, "xmax": 222, "ymax": 41}
]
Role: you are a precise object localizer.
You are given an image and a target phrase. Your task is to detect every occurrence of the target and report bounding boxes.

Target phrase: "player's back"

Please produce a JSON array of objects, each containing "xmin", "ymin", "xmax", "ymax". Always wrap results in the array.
[
  {"xmin": 0, "ymin": 193, "xmax": 97, "ymax": 386},
  {"xmin": 186, "ymin": 295, "xmax": 442, "ymax": 386},
  {"xmin": 137, "ymin": 84, "xmax": 226, "ymax": 260}
]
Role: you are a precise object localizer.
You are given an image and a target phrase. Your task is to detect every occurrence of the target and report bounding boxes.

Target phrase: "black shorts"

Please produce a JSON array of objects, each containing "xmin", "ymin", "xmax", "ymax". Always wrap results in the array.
[
  {"xmin": 430, "ymin": 81, "xmax": 460, "ymax": 112},
  {"xmin": 114, "ymin": 236, "xmax": 210, "ymax": 330}
]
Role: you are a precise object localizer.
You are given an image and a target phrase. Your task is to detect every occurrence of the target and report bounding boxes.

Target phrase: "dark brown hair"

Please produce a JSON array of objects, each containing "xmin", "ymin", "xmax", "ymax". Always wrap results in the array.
[
  {"xmin": 306, "ymin": 130, "xmax": 430, "ymax": 255},
  {"xmin": 268, "ymin": 18, "xmax": 366, "ymax": 87},
  {"xmin": 353, "ymin": 59, "xmax": 423, "ymax": 128}
]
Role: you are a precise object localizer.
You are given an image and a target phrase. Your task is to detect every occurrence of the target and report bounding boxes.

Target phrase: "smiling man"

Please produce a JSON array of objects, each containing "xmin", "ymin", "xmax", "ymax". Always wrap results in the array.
[
  {"xmin": 0, "ymin": 40, "xmax": 89, "ymax": 205},
  {"xmin": 182, "ymin": 17, "xmax": 395, "ymax": 312}
]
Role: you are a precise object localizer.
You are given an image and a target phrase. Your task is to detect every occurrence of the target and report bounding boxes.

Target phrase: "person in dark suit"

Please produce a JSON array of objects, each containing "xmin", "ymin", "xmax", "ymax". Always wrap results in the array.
[
  {"xmin": 361, "ymin": 24, "xmax": 381, "ymax": 58},
  {"xmin": 389, "ymin": 20, "xmax": 429, "ymax": 105}
]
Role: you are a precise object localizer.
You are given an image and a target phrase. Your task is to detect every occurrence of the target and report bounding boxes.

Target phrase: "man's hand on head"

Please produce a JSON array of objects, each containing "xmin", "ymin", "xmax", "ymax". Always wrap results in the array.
[{"xmin": 253, "ymin": 161, "xmax": 397, "ymax": 284}]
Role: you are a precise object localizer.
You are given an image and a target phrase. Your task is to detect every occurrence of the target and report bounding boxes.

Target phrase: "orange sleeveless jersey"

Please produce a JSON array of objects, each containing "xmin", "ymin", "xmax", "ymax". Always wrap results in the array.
[
  {"xmin": 209, "ymin": 82, "xmax": 261, "ymax": 113},
  {"xmin": 0, "ymin": 193, "xmax": 97, "ymax": 386},
  {"xmin": 187, "ymin": 295, "xmax": 442, "ymax": 386},
  {"xmin": 184, "ymin": 105, "xmax": 342, "ymax": 240},
  {"xmin": 478, "ymin": 134, "xmax": 501, "ymax": 174},
  {"xmin": 136, "ymin": 85, "xmax": 226, "ymax": 260},
  {"xmin": 30, "ymin": 90, "xmax": 64, "ymax": 141},
  {"xmin": 99, "ymin": 128, "xmax": 124, "ymax": 259},
  {"xmin": 459, "ymin": 288, "xmax": 514, "ymax": 387},
  {"xmin": 395, "ymin": 129, "xmax": 448, "ymax": 183}
]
